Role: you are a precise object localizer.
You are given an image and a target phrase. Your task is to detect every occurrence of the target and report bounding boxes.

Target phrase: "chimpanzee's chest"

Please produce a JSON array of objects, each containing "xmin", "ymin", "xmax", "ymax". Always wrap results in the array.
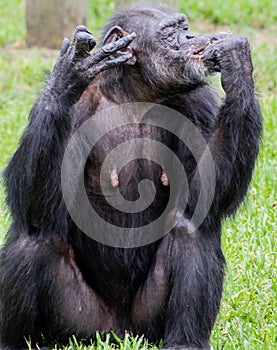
[
  {"xmin": 85, "ymin": 122, "xmax": 172, "ymax": 197},
  {"xmin": 83, "ymin": 122, "xmax": 172, "ymax": 228}
]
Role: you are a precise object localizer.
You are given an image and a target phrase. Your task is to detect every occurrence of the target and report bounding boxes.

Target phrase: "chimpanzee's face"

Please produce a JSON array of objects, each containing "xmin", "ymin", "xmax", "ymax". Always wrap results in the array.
[
  {"xmin": 127, "ymin": 12, "xmax": 216, "ymax": 89},
  {"xmin": 156, "ymin": 14, "xmax": 215, "ymax": 81}
]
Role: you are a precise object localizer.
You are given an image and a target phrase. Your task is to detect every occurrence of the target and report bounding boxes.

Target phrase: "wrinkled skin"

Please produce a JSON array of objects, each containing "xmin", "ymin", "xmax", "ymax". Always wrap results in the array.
[{"xmin": 0, "ymin": 4, "xmax": 262, "ymax": 350}]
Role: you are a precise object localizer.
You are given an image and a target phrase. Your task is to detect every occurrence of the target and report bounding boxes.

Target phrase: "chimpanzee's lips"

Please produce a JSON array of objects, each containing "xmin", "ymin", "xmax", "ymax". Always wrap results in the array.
[
  {"xmin": 192, "ymin": 41, "xmax": 211, "ymax": 60},
  {"xmin": 192, "ymin": 48, "xmax": 205, "ymax": 58}
]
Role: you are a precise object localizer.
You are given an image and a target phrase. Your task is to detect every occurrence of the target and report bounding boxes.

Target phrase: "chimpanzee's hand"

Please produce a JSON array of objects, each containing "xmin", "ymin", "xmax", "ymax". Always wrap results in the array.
[
  {"xmin": 50, "ymin": 25, "xmax": 136, "ymax": 104},
  {"xmin": 203, "ymin": 35, "xmax": 253, "ymax": 93}
]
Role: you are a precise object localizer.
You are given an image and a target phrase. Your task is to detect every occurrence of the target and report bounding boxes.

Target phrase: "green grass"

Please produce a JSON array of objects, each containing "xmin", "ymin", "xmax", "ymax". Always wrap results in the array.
[
  {"xmin": 25, "ymin": 333, "xmax": 161, "ymax": 350},
  {"xmin": 0, "ymin": 1, "xmax": 276, "ymax": 349},
  {"xmin": 180, "ymin": 0, "xmax": 277, "ymax": 27}
]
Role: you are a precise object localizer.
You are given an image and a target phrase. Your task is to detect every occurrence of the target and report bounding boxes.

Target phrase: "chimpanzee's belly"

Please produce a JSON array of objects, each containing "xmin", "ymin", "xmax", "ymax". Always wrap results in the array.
[{"xmin": 86, "ymin": 158, "xmax": 170, "ymax": 228}]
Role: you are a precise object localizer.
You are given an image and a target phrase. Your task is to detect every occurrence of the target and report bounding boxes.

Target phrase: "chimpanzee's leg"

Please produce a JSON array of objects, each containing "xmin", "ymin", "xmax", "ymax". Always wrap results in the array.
[
  {"xmin": 0, "ymin": 232, "xmax": 115, "ymax": 350},
  {"xmin": 132, "ymin": 216, "xmax": 225, "ymax": 349}
]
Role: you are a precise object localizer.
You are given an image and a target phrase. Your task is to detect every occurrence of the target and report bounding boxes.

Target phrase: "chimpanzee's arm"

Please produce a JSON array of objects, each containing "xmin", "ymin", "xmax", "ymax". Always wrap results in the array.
[
  {"xmin": 3, "ymin": 26, "xmax": 136, "ymax": 232},
  {"xmin": 189, "ymin": 36, "xmax": 262, "ymax": 222}
]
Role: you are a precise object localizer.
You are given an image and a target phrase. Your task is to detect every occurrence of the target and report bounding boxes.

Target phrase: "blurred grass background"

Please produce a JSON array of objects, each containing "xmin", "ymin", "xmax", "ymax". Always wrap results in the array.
[{"xmin": 0, "ymin": 0, "xmax": 276, "ymax": 349}]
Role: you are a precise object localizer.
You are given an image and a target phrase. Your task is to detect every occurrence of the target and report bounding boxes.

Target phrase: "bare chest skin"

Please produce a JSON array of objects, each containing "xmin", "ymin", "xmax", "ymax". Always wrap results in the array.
[{"xmin": 72, "ymin": 84, "xmax": 171, "ymax": 199}]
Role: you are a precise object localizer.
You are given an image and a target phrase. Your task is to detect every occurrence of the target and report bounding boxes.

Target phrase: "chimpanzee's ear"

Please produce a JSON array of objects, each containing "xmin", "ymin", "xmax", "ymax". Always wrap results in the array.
[{"xmin": 103, "ymin": 26, "xmax": 137, "ymax": 65}]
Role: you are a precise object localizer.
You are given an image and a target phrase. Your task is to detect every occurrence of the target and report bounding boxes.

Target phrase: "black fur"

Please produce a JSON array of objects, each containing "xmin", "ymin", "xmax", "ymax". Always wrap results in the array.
[{"xmin": 0, "ymin": 5, "xmax": 262, "ymax": 350}]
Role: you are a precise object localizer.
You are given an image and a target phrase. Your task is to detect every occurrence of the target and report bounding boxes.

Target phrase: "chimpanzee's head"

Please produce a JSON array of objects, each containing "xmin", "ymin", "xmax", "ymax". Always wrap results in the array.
[{"xmin": 102, "ymin": 5, "xmax": 215, "ymax": 90}]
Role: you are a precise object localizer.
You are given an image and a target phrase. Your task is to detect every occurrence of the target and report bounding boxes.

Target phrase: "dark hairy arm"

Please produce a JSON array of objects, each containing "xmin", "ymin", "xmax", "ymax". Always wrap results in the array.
[
  {"xmin": 3, "ymin": 26, "xmax": 136, "ymax": 232},
  {"xmin": 189, "ymin": 35, "xmax": 262, "ymax": 222}
]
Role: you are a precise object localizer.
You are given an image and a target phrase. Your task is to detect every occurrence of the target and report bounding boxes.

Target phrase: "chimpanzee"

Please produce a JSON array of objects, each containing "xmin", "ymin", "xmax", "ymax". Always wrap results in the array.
[{"xmin": 0, "ymin": 4, "xmax": 262, "ymax": 350}]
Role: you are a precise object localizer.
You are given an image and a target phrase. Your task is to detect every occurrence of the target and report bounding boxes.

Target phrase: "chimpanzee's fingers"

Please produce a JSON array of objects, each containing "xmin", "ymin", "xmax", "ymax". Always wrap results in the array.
[
  {"xmin": 74, "ymin": 25, "xmax": 97, "ymax": 56},
  {"xmin": 87, "ymin": 53, "xmax": 133, "ymax": 77},
  {"xmin": 59, "ymin": 38, "xmax": 71, "ymax": 57},
  {"xmin": 91, "ymin": 32, "xmax": 136, "ymax": 63},
  {"xmin": 103, "ymin": 53, "xmax": 133, "ymax": 68}
]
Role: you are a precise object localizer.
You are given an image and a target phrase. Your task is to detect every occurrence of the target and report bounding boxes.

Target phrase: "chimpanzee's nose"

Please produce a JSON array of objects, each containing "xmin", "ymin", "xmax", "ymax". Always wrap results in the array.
[
  {"xmin": 210, "ymin": 36, "xmax": 219, "ymax": 43},
  {"xmin": 186, "ymin": 31, "xmax": 195, "ymax": 40}
]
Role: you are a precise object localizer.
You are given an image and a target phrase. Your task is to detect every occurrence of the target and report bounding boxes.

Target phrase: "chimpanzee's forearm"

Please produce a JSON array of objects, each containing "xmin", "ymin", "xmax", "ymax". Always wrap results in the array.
[
  {"xmin": 209, "ymin": 85, "xmax": 262, "ymax": 217},
  {"xmin": 3, "ymin": 85, "xmax": 74, "ymax": 231},
  {"xmin": 188, "ymin": 36, "xmax": 262, "ymax": 222}
]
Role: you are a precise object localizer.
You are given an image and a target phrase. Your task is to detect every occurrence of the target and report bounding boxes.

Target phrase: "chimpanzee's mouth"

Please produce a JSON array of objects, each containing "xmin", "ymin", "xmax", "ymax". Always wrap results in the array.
[
  {"xmin": 192, "ymin": 48, "xmax": 205, "ymax": 59},
  {"xmin": 191, "ymin": 40, "xmax": 211, "ymax": 60}
]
